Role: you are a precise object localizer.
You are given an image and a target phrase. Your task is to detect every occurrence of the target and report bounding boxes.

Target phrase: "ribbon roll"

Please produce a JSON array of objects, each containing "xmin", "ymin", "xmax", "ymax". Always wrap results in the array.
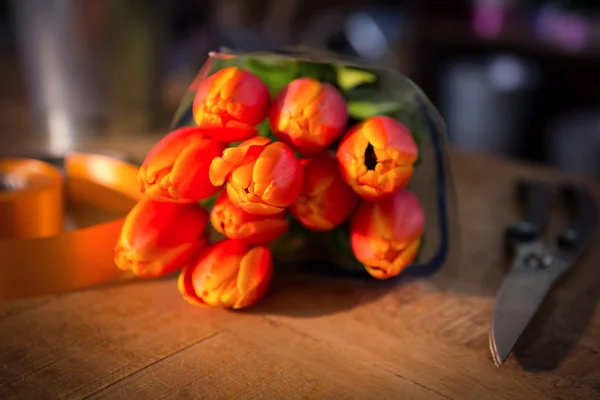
[
  {"xmin": 0, "ymin": 158, "xmax": 64, "ymax": 239},
  {"xmin": 0, "ymin": 152, "xmax": 142, "ymax": 301}
]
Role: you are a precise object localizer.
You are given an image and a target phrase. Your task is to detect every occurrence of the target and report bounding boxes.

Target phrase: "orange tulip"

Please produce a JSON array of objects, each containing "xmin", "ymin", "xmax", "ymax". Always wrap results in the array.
[
  {"xmin": 337, "ymin": 116, "xmax": 418, "ymax": 201},
  {"xmin": 193, "ymin": 66, "xmax": 270, "ymax": 142},
  {"xmin": 349, "ymin": 189, "xmax": 424, "ymax": 280},
  {"xmin": 269, "ymin": 77, "xmax": 348, "ymax": 156},
  {"xmin": 210, "ymin": 191, "xmax": 289, "ymax": 245},
  {"xmin": 209, "ymin": 136, "xmax": 303, "ymax": 216},
  {"xmin": 138, "ymin": 127, "xmax": 227, "ymax": 203},
  {"xmin": 178, "ymin": 240, "xmax": 273, "ymax": 309},
  {"xmin": 290, "ymin": 151, "xmax": 358, "ymax": 231},
  {"xmin": 115, "ymin": 197, "xmax": 209, "ymax": 278}
]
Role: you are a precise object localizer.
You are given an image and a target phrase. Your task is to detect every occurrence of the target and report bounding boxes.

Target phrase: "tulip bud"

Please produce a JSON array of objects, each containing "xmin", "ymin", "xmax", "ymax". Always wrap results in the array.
[
  {"xmin": 209, "ymin": 137, "xmax": 303, "ymax": 216},
  {"xmin": 178, "ymin": 240, "xmax": 273, "ymax": 309},
  {"xmin": 350, "ymin": 189, "xmax": 424, "ymax": 279},
  {"xmin": 115, "ymin": 197, "xmax": 209, "ymax": 278},
  {"xmin": 138, "ymin": 127, "xmax": 227, "ymax": 203},
  {"xmin": 290, "ymin": 152, "xmax": 358, "ymax": 231},
  {"xmin": 193, "ymin": 66, "xmax": 270, "ymax": 142},
  {"xmin": 269, "ymin": 77, "xmax": 348, "ymax": 156},
  {"xmin": 210, "ymin": 191, "xmax": 289, "ymax": 245},
  {"xmin": 337, "ymin": 116, "xmax": 418, "ymax": 201}
]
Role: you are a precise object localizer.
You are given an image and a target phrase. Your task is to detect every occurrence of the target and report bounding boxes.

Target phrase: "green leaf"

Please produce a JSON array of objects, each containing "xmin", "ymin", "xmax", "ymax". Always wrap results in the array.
[
  {"xmin": 337, "ymin": 66, "xmax": 378, "ymax": 91},
  {"xmin": 256, "ymin": 120, "xmax": 278, "ymax": 141},
  {"xmin": 198, "ymin": 192, "xmax": 220, "ymax": 210},
  {"xmin": 411, "ymin": 129, "xmax": 424, "ymax": 168},
  {"xmin": 413, "ymin": 235, "xmax": 425, "ymax": 265},
  {"xmin": 343, "ymin": 85, "xmax": 405, "ymax": 120},
  {"xmin": 207, "ymin": 225, "xmax": 226, "ymax": 243},
  {"xmin": 334, "ymin": 226, "xmax": 353, "ymax": 256},
  {"xmin": 298, "ymin": 61, "xmax": 338, "ymax": 85},
  {"xmin": 347, "ymin": 101, "xmax": 404, "ymax": 120},
  {"xmin": 411, "ymin": 130, "xmax": 423, "ymax": 146},
  {"xmin": 246, "ymin": 57, "xmax": 299, "ymax": 97}
]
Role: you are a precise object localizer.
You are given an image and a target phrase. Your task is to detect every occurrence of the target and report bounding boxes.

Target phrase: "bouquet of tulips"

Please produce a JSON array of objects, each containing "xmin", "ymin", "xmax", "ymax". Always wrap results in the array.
[{"xmin": 114, "ymin": 49, "xmax": 434, "ymax": 310}]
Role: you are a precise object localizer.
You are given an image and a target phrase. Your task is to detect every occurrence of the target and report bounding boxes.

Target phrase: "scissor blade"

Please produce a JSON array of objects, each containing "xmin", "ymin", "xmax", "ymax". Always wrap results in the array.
[{"xmin": 489, "ymin": 257, "xmax": 566, "ymax": 367}]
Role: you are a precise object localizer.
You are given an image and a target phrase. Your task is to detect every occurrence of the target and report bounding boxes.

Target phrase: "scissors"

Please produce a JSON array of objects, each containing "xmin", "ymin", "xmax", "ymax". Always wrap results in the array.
[{"xmin": 489, "ymin": 179, "xmax": 598, "ymax": 367}]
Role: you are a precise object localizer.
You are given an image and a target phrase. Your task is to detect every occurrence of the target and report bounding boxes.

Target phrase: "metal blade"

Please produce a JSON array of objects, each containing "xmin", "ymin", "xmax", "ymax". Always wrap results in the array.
[{"xmin": 489, "ymin": 245, "xmax": 570, "ymax": 367}]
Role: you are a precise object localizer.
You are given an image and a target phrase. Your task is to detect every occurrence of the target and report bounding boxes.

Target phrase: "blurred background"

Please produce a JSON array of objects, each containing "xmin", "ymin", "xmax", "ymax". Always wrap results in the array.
[{"xmin": 0, "ymin": 0, "xmax": 599, "ymax": 179}]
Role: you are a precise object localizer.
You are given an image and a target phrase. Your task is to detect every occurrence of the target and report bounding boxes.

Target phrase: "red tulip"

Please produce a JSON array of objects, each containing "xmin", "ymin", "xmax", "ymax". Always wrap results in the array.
[
  {"xmin": 209, "ymin": 137, "xmax": 303, "ymax": 216},
  {"xmin": 115, "ymin": 197, "xmax": 209, "ymax": 278},
  {"xmin": 210, "ymin": 191, "xmax": 289, "ymax": 245},
  {"xmin": 269, "ymin": 77, "xmax": 348, "ymax": 156},
  {"xmin": 350, "ymin": 189, "xmax": 424, "ymax": 279},
  {"xmin": 178, "ymin": 240, "xmax": 273, "ymax": 309},
  {"xmin": 290, "ymin": 151, "xmax": 358, "ymax": 231},
  {"xmin": 138, "ymin": 127, "xmax": 226, "ymax": 203},
  {"xmin": 337, "ymin": 116, "xmax": 418, "ymax": 201},
  {"xmin": 193, "ymin": 66, "xmax": 270, "ymax": 142}
]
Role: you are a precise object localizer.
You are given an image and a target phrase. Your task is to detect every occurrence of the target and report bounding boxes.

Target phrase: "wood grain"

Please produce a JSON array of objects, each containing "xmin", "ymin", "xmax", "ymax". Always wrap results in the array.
[{"xmin": 1, "ymin": 141, "xmax": 599, "ymax": 400}]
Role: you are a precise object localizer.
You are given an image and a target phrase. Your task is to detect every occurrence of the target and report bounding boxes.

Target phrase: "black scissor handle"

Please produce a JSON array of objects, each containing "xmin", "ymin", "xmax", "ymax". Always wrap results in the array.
[
  {"xmin": 557, "ymin": 184, "xmax": 598, "ymax": 253},
  {"xmin": 505, "ymin": 180, "xmax": 552, "ymax": 247}
]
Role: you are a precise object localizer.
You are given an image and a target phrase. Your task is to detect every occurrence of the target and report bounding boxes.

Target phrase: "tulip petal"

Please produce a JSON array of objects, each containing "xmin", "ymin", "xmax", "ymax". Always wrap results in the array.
[
  {"xmin": 178, "ymin": 265, "xmax": 207, "ymax": 307},
  {"xmin": 193, "ymin": 67, "xmax": 269, "ymax": 143},
  {"xmin": 364, "ymin": 238, "xmax": 421, "ymax": 279},
  {"xmin": 213, "ymin": 139, "xmax": 302, "ymax": 216},
  {"xmin": 178, "ymin": 240, "xmax": 272, "ymax": 310},
  {"xmin": 197, "ymin": 125, "xmax": 259, "ymax": 144},
  {"xmin": 219, "ymin": 281, "xmax": 241, "ymax": 307},
  {"xmin": 139, "ymin": 127, "xmax": 226, "ymax": 202},
  {"xmin": 232, "ymin": 189, "xmax": 284, "ymax": 215},
  {"xmin": 270, "ymin": 77, "xmax": 348, "ymax": 155},
  {"xmin": 350, "ymin": 190, "xmax": 424, "ymax": 279},
  {"xmin": 236, "ymin": 218, "xmax": 289, "ymax": 242},
  {"xmin": 167, "ymin": 137, "xmax": 220, "ymax": 200},
  {"xmin": 115, "ymin": 198, "xmax": 209, "ymax": 278},
  {"xmin": 209, "ymin": 147, "xmax": 246, "ymax": 187},
  {"xmin": 252, "ymin": 142, "xmax": 303, "ymax": 208},
  {"xmin": 337, "ymin": 116, "xmax": 418, "ymax": 201},
  {"xmin": 209, "ymin": 137, "xmax": 271, "ymax": 187},
  {"xmin": 142, "ymin": 130, "xmax": 195, "ymax": 182},
  {"xmin": 211, "ymin": 190, "xmax": 289, "ymax": 244},
  {"xmin": 230, "ymin": 162, "xmax": 255, "ymax": 191},
  {"xmin": 234, "ymin": 246, "xmax": 272, "ymax": 309},
  {"xmin": 291, "ymin": 152, "xmax": 358, "ymax": 231},
  {"xmin": 119, "ymin": 239, "xmax": 206, "ymax": 278}
]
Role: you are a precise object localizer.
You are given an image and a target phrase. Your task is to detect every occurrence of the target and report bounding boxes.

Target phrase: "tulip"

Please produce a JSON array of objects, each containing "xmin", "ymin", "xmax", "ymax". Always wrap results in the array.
[
  {"xmin": 350, "ymin": 189, "xmax": 424, "ymax": 280},
  {"xmin": 115, "ymin": 197, "xmax": 209, "ymax": 278},
  {"xmin": 290, "ymin": 151, "xmax": 358, "ymax": 231},
  {"xmin": 337, "ymin": 116, "xmax": 418, "ymax": 201},
  {"xmin": 209, "ymin": 137, "xmax": 303, "ymax": 216},
  {"xmin": 269, "ymin": 77, "xmax": 348, "ymax": 156},
  {"xmin": 177, "ymin": 240, "xmax": 273, "ymax": 309},
  {"xmin": 210, "ymin": 191, "xmax": 289, "ymax": 245},
  {"xmin": 138, "ymin": 127, "xmax": 227, "ymax": 203},
  {"xmin": 193, "ymin": 66, "xmax": 270, "ymax": 142}
]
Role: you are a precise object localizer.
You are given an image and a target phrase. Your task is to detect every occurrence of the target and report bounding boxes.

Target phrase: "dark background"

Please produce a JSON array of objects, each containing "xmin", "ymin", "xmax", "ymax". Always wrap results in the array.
[{"xmin": 0, "ymin": 0, "xmax": 599, "ymax": 179}]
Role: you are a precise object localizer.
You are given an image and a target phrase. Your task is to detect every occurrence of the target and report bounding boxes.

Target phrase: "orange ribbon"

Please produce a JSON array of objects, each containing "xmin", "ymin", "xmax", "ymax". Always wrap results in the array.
[{"xmin": 0, "ymin": 152, "xmax": 142, "ymax": 301}]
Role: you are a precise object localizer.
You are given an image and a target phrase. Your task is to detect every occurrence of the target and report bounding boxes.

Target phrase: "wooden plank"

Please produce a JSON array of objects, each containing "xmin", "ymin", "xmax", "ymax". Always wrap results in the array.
[
  {"xmin": 0, "ymin": 279, "xmax": 220, "ymax": 399},
  {"xmin": 0, "ymin": 149, "xmax": 599, "ymax": 400},
  {"xmin": 86, "ymin": 322, "xmax": 447, "ymax": 400}
]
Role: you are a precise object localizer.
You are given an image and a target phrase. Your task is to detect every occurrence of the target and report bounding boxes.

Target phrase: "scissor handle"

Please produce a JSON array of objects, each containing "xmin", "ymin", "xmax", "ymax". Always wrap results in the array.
[
  {"xmin": 557, "ymin": 184, "xmax": 598, "ymax": 253},
  {"xmin": 505, "ymin": 180, "xmax": 551, "ymax": 247}
]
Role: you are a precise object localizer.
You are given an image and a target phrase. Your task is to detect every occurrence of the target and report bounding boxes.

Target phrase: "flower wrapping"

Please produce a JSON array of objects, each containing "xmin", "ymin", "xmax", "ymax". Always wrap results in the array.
[{"xmin": 115, "ymin": 47, "xmax": 454, "ymax": 310}]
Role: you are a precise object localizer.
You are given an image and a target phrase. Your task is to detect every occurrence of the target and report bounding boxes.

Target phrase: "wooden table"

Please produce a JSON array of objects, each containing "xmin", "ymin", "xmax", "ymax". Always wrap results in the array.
[{"xmin": 1, "ymin": 140, "xmax": 599, "ymax": 400}]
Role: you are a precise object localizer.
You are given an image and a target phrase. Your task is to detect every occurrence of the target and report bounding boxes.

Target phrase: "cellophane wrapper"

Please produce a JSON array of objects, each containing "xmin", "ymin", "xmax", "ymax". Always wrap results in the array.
[{"xmin": 170, "ymin": 47, "xmax": 457, "ymax": 278}]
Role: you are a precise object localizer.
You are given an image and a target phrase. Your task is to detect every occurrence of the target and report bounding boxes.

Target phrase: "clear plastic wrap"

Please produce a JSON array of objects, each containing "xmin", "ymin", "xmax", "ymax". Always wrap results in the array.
[{"xmin": 170, "ymin": 48, "xmax": 457, "ymax": 279}]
